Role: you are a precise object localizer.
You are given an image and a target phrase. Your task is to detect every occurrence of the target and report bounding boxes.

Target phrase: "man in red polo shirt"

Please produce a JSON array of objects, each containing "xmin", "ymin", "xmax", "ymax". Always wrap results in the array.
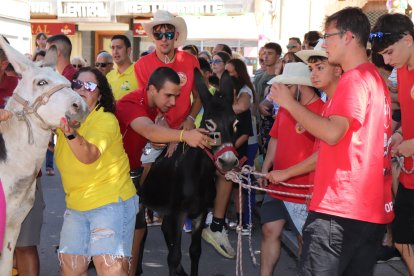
[{"xmin": 116, "ymin": 67, "xmax": 210, "ymax": 276}]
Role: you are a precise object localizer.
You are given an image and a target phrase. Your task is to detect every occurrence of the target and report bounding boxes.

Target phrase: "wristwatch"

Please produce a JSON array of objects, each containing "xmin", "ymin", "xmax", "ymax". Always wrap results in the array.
[{"xmin": 65, "ymin": 131, "xmax": 77, "ymax": 140}]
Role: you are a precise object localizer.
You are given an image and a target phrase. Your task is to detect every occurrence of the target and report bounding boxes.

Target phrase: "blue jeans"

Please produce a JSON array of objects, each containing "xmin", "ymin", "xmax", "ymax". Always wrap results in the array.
[
  {"xmin": 45, "ymin": 149, "xmax": 54, "ymax": 169},
  {"xmin": 59, "ymin": 195, "xmax": 139, "ymax": 257}
]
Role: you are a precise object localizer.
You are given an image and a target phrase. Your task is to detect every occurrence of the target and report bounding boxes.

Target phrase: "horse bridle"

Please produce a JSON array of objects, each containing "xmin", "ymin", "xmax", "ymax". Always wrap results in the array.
[
  {"xmin": 12, "ymin": 83, "xmax": 69, "ymax": 144},
  {"xmin": 203, "ymin": 143, "xmax": 248, "ymax": 175}
]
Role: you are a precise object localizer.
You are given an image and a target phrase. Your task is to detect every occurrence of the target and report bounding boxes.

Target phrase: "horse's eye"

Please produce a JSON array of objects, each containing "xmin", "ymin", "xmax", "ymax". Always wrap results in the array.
[
  {"xmin": 37, "ymin": 80, "xmax": 48, "ymax": 86},
  {"xmin": 205, "ymin": 119, "xmax": 217, "ymax": 132},
  {"xmin": 233, "ymin": 120, "xmax": 239, "ymax": 133}
]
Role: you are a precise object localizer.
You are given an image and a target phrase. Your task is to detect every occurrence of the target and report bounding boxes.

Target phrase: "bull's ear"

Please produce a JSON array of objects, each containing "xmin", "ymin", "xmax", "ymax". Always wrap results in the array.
[
  {"xmin": 0, "ymin": 35, "xmax": 32, "ymax": 74},
  {"xmin": 42, "ymin": 45, "xmax": 58, "ymax": 69},
  {"xmin": 218, "ymin": 70, "xmax": 234, "ymax": 105},
  {"xmin": 194, "ymin": 67, "xmax": 212, "ymax": 107}
]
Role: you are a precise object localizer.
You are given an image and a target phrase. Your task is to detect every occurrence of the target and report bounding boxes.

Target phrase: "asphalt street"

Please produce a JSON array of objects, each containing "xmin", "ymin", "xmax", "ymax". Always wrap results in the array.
[{"xmin": 37, "ymin": 167, "xmax": 407, "ymax": 276}]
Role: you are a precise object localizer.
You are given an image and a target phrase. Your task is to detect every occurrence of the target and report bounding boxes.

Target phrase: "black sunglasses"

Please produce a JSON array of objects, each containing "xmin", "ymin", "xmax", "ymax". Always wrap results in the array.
[
  {"xmin": 95, "ymin": 62, "xmax": 113, "ymax": 68},
  {"xmin": 153, "ymin": 31, "xmax": 175, "ymax": 40},
  {"xmin": 71, "ymin": 79, "xmax": 98, "ymax": 92},
  {"xmin": 72, "ymin": 64, "xmax": 83, "ymax": 69}
]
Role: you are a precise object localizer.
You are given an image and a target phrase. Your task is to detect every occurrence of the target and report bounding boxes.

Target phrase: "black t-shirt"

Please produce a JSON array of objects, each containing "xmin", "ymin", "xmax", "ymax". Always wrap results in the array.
[{"xmin": 236, "ymin": 109, "xmax": 253, "ymax": 157}]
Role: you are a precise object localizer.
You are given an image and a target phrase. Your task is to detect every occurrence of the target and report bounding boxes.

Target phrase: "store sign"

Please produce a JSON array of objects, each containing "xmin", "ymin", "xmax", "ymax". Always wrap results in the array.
[
  {"xmin": 133, "ymin": 23, "xmax": 147, "ymax": 37},
  {"xmin": 29, "ymin": 1, "xmax": 56, "ymax": 15},
  {"xmin": 57, "ymin": 0, "xmax": 110, "ymax": 21},
  {"xmin": 120, "ymin": 1, "xmax": 244, "ymax": 15},
  {"xmin": 31, "ymin": 23, "xmax": 76, "ymax": 36}
]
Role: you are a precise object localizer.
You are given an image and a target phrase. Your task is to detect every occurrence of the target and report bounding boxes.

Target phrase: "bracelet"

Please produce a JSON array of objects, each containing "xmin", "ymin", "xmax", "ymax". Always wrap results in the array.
[
  {"xmin": 65, "ymin": 131, "xmax": 77, "ymax": 140},
  {"xmin": 187, "ymin": 115, "xmax": 195, "ymax": 122},
  {"xmin": 179, "ymin": 130, "xmax": 185, "ymax": 142}
]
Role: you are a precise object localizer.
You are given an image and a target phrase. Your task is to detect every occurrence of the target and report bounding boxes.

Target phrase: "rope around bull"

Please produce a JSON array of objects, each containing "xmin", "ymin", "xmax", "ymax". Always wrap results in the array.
[{"xmin": 225, "ymin": 164, "xmax": 313, "ymax": 276}]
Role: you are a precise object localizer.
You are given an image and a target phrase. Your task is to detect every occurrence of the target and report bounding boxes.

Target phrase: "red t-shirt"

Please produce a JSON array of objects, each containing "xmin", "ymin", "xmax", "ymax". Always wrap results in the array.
[
  {"xmin": 310, "ymin": 63, "xmax": 394, "ymax": 224},
  {"xmin": 0, "ymin": 74, "xmax": 18, "ymax": 108},
  {"xmin": 116, "ymin": 89, "xmax": 157, "ymax": 170},
  {"xmin": 62, "ymin": 64, "xmax": 77, "ymax": 81},
  {"xmin": 134, "ymin": 51, "xmax": 199, "ymax": 129},
  {"xmin": 397, "ymin": 65, "xmax": 414, "ymax": 189},
  {"xmin": 268, "ymin": 99, "xmax": 324, "ymax": 204}
]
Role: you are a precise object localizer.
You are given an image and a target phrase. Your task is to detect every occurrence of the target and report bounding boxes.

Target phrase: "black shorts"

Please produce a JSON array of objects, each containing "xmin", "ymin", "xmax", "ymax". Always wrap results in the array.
[
  {"xmin": 130, "ymin": 168, "xmax": 147, "ymax": 230},
  {"xmin": 260, "ymin": 195, "xmax": 301, "ymax": 235},
  {"xmin": 299, "ymin": 212, "xmax": 384, "ymax": 276},
  {"xmin": 392, "ymin": 183, "xmax": 414, "ymax": 244}
]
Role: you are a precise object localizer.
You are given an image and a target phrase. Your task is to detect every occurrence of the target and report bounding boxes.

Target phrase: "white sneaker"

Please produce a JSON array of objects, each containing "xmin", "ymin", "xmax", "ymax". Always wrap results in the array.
[
  {"xmin": 202, "ymin": 227, "xmax": 236, "ymax": 259},
  {"xmin": 205, "ymin": 211, "xmax": 213, "ymax": 226}
]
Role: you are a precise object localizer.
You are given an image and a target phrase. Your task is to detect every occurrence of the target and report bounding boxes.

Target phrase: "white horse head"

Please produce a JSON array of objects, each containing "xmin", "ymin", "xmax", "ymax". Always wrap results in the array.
[{"xmin": 0, "ymin": 35, "xmax": 89, "ymax": 274}]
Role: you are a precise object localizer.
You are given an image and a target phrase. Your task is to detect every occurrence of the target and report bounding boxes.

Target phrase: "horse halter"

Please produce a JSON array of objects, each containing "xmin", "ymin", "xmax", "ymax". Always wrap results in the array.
[
  {"xmin": 203, "ymin": 143, "xmax": 248, "ymax": 175},
  {"xmin": 12, "ymin": 83, "xmax": 69, "ymax": 144}
]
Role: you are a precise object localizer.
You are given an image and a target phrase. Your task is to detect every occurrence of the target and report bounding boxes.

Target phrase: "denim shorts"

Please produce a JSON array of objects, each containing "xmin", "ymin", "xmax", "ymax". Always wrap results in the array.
[{"xmin": 59, "ymin": 195, "xmax": 139, "ymax": 257}]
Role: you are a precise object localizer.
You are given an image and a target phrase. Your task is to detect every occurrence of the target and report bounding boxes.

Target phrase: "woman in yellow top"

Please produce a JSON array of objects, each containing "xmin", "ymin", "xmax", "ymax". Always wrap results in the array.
[{"xmin": 55, "ymin": 67, "xmax": 137, "ymax": 275}]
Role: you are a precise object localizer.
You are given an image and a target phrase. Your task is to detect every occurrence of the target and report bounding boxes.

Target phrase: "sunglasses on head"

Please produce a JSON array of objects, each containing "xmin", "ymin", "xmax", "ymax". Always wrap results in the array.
[
  {"xmin": 72, "ymin": 64, "xmax": 83, "ymax": 69},
  {"xmin": 153, "ymin": 31, "xmax": 175, "ymax": 40},
  {"xmin": 210, "ymin": 59, "xmax": 223, "ymax": 65},
  {"xmin": 71, "ymin": 79, "xmax": 98, "ymax": 92},
  {"xmin": 368, "ymin": 31, "xmax": 406, "ymax": 42},
  {"xmin": 95, "ymin": 62, "xmax": 112, "ymax": 68}
]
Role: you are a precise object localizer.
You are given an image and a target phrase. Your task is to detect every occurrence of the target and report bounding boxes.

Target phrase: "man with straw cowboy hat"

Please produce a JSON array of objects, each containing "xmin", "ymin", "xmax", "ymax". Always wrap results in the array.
[{"xmin": 131, "ymin": 10, "xmax": 200, "ymax": 276}]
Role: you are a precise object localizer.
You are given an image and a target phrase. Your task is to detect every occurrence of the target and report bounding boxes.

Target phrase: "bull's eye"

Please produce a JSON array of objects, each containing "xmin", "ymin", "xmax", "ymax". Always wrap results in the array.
[
  {"xmin": 233, "ymin": 120, "xmax": 239, "ymax": 133},
  {"xmin": 205, "ymin": 119, "xmax": 217, "ymax": 132},
  {"xmin": 37, "ymin": 80, "xmax": 48, "ymax": 86}
]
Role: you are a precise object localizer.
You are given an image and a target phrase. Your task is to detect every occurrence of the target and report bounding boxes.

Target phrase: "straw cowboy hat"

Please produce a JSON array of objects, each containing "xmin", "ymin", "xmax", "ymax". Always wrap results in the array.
[
  {"xmin": 267, "ymin": 62, "xmax": 313, "ymax": 87},
  {"xmin": 295, "ymin": 39, "xmax": 327, "ymax": 64},
  {"xmin": 143, "ymin": 10, "xmax": 187, "ymax": 48}
]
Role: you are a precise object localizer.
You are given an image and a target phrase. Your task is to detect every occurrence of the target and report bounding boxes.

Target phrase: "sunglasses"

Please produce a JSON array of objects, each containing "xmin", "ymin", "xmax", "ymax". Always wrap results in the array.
[
  {"xmin": 210, "ymin": 59, "xmax": 223, "ymax": 65},
  {"xmin": 95, "ymin": 62, "xmax": 113, "ymax": 68},
  {"xmin": 286, "ymin": 45, "xmax": 297, "ymax": 49},
  {"xmin": 368, "ymin": 31, "xmax": 406, "ymax": 42},
  {"xmin": 153, "ymin": 31, "xmax": 175, "ymax": 40},
  {"xmin": 71, "ymin": 79, "xmax": 98, "ymax": 92},
  {"xmin": 72, "ymin": 64, "xmax": 83, "ymax": 69}
]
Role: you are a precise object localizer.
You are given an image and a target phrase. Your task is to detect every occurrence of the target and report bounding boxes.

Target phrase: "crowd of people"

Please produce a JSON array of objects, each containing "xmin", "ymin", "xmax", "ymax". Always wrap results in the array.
[{"xmin": 0, "ymin": 6, "xmax": 413, "ymax": 276}]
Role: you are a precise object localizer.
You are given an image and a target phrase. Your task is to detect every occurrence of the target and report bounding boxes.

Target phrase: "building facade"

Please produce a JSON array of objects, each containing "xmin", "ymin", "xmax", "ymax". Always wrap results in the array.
[
  {"xmin": 0, "ymin": 0, "xmax": 31, "ymax": 54},
  {"xmin": 0, "ymin": 0, "xmax": 408, "ymax": 67}
]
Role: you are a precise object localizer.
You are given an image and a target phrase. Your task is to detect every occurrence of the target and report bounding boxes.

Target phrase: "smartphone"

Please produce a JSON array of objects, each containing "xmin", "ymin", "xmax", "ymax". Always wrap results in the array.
[{"xmin": 208, "ymin": 132, "xmax": 222, "ymax": 146}]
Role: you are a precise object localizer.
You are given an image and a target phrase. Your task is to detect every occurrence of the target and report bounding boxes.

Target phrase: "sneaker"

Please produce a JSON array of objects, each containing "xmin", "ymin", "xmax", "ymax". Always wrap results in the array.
[
  {"xmin": 202, "ymin": 227, "xmax": 236, "ymax": 259},
  {"xmin": 205, "ymin": 211, "xmax": 213, "ymax": 227},
  {"xmin": 46, "ymin": 167, "xmax": 55, "ymax": 176},
  {"xmin": 147, "ymin": 215, "xmax": 163, "ymax": 226},
  {"xmin": 228, "ymin": 220, "xmax": 237, "ymax": 230},
  {"xmin": 183, "ymin": 218, "xmax": 192, "ymax": 233},
  {"xmin": 241, "ymin": 224, "xmax": 252, "ymax": 236},
  {"xmin": 376, "ymin": 246, "xmax": 401, "ymax": 263}
]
